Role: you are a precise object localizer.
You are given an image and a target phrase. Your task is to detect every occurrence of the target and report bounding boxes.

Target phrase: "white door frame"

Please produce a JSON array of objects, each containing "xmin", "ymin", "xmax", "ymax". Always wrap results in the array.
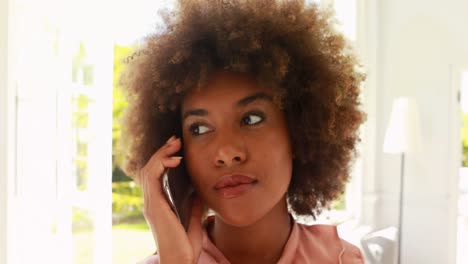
[
  {"xmin": 449, "ymin": 64, "xmax": 468, "ymax": 264},
  {"xmin": 0, "ymin": 0, "xmax": 16, "ymax": 262}
]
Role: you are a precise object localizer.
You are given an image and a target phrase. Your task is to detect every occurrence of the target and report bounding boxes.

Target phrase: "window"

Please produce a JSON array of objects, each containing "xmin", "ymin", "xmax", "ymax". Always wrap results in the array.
[
  {"xmin": 5, "ymin": 1, "xmax": 113, "ymax": 263},
  {"xmin": 301, "ymin": 0, "xmax": 362, "ymax": 225},
  {"xmin": 457, "ymin": 70, "xmax": 468, "ymax": 264}
]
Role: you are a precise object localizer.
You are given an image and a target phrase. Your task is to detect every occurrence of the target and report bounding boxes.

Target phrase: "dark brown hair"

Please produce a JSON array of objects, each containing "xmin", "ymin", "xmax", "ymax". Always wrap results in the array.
[{"xmin": 120, "ymin": 0, "xmax": 366, "ymax": 217}]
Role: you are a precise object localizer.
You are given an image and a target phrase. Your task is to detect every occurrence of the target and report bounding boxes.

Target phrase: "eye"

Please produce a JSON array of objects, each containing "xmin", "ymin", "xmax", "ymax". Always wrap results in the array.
[
  {"xmin": 189, "ymin": 123, "xmax": 212, "ymax": 135},
  {"xmin": 242, "ymin": 112, "xmax": 264, "ymax": 126}
]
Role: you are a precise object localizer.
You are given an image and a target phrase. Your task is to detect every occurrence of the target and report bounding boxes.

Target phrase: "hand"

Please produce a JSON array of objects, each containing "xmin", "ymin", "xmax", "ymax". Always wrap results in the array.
[{"xmin": 140, "ymin": 136, "xmax": 204, "ymax": 264}]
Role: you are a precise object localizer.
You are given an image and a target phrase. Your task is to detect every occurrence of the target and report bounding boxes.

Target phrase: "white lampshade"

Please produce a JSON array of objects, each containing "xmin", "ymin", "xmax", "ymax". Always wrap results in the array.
[{"xmin": 383, "ymin": 97, "xmax": 423, "ymax": 154}]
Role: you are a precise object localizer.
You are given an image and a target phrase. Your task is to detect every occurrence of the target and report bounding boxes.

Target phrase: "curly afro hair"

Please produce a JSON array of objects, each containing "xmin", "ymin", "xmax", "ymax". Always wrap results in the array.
[{"xmin": 120, "ymin": 0, "xmax": 366, "ymax": 217}]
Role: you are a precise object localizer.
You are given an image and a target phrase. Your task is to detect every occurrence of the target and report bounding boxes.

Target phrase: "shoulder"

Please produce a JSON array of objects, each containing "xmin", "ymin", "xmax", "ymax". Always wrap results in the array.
[
  {"xmin": 290, "ymin": 223, "xmax": 365, "ymax": 264},
  {"xmin": 340, "ymin": 238, "xmax": 366, "ymax": 264}
]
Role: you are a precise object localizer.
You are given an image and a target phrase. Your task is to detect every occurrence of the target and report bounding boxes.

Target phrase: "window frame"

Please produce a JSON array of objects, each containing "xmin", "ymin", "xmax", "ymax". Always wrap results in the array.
[{"xmin": 0, "ymin": 0, "xmax": 16, "ymax": 262}]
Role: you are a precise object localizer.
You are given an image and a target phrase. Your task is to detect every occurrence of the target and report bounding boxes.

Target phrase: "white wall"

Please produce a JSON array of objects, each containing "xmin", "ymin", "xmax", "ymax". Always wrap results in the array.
[
  {"xmin": 0, "ymin": 0, "xmax": 8, "ymax": 261},
  {"xmin": 363, "ymin": 0, "xmax": 468, "ymax": 263}
]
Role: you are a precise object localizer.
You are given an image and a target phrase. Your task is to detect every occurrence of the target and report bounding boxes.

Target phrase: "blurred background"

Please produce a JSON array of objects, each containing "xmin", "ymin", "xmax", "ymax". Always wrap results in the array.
[{"xmin": 1, "ymin": 0, "xmax": 467, "ymax": 263}]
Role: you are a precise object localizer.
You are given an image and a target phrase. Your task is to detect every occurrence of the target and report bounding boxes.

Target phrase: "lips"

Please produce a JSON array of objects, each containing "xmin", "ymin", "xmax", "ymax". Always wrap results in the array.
[
  {"xmin": 214, "ymin": 174, "xmax": 257, "ymax": 189},
  {"xmin": 214, "ymin": 174, "xmax": 258, "ymax": 199}
]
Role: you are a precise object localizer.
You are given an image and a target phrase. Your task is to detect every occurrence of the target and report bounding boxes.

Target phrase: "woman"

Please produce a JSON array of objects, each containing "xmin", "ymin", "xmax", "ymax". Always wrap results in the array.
[{"xmin": 121, "ymin": 0, "xmax": 366, "ymax": 263}]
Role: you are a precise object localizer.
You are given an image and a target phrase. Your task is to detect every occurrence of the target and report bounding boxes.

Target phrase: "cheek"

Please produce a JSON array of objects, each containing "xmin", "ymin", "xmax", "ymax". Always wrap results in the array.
[
  {"xmin": 264, "ymin": 152, "xmax": 293, "ymax": 188},
  {"xmin": 259, "ymin": 129, "xmax": 293, "ymax": 187},
  {"xmin": 183, "ymin": 137, "xmax": 201, "ymax": 172},
  {"xmin": 183, "ymin": 144, "xmax": 211, "ymax": 193}
]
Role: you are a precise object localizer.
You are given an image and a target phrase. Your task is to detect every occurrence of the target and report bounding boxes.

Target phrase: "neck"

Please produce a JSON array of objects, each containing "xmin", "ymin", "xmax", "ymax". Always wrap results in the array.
[{"xmin": 208, "ymin": 196, "xmax": 293, "ymax": 264}]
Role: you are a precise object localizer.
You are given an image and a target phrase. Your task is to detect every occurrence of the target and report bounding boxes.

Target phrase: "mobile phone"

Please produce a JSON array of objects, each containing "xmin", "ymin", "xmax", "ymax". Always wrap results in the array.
[{"xmin": 161, "ymin": 159, "xmax": 195, "ymax": 231}]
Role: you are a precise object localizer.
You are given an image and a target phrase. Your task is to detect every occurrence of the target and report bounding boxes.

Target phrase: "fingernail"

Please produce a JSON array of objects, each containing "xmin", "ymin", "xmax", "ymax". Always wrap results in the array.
[{"xmin": 166, "ymin": 135, "xmax": 176, "ymax": 143}]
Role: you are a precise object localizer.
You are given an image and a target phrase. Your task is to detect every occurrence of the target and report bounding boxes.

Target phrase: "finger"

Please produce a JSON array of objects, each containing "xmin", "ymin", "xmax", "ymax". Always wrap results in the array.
[
  {"xmin": 166, "ymin": 135, "xmax": 177, "ymax": 143},
  {"xmin": 143, "ymin": 156, "xmax": 182, "ymax": 185},
  {"xmin": 161, "ymin": 137, "xmax": 182, "ymax": 156},
  {"xmin": 141, "ymin": 157, "xmax": 183, "ymax": 211},
  {"xmin": 188, "ymin": 197, "xmax": 203, "ymax": 234},
  {"xmin": 161, "ymin": 156, "xmax": 183, "ymax": 168},
  {"xmin": 141, "ymin": 154, "xmax": 183, "ymax": 188},
  {"xmin": 140, "ymin": 160, "xmax": 166, "ymax": 201},
  {"xmin": 147, "ymin": 137, "xmax": 182, "ymax": 166}
]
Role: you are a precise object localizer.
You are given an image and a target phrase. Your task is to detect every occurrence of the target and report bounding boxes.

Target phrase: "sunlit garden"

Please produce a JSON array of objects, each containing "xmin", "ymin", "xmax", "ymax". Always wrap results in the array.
[
  {"xmin": 71, "ymin": 44, "xmax": 155, "ymax": 264},
  {"xmin": 73, "ymin": 220, "xmax": 154, "ymax": 264},
  {"xmin": 110, "ymin": 45, "xmax": 154, "ymax": 263}
]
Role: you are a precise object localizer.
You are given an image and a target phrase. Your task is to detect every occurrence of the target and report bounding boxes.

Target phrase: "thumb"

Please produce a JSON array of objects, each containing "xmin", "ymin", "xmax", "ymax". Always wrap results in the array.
[{"xmin": 187, "ymin": 195, "xmax": 204, "ymax": 260}]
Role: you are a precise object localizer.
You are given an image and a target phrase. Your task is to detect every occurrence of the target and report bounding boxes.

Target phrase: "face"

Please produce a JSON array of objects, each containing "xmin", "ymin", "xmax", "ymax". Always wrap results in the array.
[{"xmin": 181, "ymin": 71, "xmax": 293, "ymax": 227}]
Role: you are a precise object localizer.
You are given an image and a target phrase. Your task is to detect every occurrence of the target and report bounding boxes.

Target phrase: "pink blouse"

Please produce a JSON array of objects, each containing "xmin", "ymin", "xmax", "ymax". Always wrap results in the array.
[{"xmin": 142, "ymin": 218, "xmax": 365, "ymax": 264}]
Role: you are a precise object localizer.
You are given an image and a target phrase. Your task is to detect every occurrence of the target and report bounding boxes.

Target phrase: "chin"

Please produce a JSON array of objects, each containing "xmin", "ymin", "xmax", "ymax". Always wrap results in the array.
[
  {"xmin": 216, "ymin": 212, "xmax": 260, "ymax": 227},
  {"xmin": 212, "ymin": 205, "xmax": 269, "ymax": 227}
]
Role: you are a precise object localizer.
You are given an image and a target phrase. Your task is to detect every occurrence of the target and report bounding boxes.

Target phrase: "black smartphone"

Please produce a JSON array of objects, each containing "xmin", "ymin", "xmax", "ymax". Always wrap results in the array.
[{"xmin": 161, "ymin": 158, "xmax": 195, "ymax": 231}]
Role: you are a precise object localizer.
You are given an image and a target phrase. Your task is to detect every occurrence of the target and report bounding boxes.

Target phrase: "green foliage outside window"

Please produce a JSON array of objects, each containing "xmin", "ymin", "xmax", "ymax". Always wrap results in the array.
[
  {"xmin": 462, "ymin": 114, "xmax": 468, "ymax": 167},
  {"xmin": 112, "ymin": 44, "xmax": 145, "ymax": 224},
  {"xmin": 113, "ymin": 44, "xmax": 132, "ymax": 182},
  {"xmin": 112, "ymin": 181, "xmax": 145, "ymax": 224}
]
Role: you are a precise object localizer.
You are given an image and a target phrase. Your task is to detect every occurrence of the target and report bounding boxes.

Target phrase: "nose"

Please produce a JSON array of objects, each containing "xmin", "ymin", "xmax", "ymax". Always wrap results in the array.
[{"xmin": 213, "ymin": 136, "xmax": 247, "ymax": 167}]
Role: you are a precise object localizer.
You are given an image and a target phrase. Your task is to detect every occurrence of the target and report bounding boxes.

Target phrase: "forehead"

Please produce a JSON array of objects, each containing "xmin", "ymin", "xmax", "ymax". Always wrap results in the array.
[{"xmin": 182, "ymin": 71, "xmax": 272, "ymax": 110}]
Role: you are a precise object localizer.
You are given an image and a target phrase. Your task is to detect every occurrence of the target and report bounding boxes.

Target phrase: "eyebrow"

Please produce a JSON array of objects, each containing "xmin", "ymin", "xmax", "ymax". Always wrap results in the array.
[
  {"xmin": 237, "ymin": 92, "xmax": 272, "ymax": 107},
  {"xmin": 182, "ymin": 92, "xmax": 272, "ymax": 121}
]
